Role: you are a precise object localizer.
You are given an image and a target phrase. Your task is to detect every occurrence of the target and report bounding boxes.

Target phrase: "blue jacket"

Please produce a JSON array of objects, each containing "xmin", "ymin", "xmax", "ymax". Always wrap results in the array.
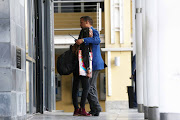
[{"xmin": 83, "ymin": 27, "xmax": 105, "ymax": 71}]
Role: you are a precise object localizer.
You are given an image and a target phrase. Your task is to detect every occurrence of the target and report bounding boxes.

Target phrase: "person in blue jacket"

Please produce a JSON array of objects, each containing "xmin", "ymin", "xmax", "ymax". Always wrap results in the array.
[{"xmin": 76, "ymin": 16, "xmax": 105, "ymax": 116}]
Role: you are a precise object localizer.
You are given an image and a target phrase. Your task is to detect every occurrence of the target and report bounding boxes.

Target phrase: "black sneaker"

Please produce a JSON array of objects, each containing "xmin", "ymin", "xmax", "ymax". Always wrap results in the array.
[
  {"xmin": 93, "ymin": 112, "xmax": 100, "ymax": 116},
  {"xmin": 89, "ymin": 111, "xmax": 100, "ymax": 116}
]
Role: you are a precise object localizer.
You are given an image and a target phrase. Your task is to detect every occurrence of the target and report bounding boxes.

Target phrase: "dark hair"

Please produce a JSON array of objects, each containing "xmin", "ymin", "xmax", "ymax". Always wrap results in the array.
[{"xmin": 80, "ymin": 16, "xmax": 93, "ymax": 25}]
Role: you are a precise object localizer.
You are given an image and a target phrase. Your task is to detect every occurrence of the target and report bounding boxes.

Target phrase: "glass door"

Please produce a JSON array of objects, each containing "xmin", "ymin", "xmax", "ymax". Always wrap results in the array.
[{"xmin": 25, "ymin": 0, "xmax": 36, "ymax": 114}]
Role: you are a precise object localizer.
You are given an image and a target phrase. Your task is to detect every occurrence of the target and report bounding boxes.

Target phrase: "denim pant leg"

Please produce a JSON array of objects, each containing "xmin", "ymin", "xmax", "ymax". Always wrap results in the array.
[{"xmin": 87, "ymin": 70, "xmax": 102, "ymax": 112}]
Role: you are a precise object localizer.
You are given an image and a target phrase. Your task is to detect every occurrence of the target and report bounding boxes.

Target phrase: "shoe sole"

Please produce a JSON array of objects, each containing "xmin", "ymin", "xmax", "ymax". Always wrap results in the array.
[
  {"xmin": 73, "ymin": 114, "xmax": 81, "ymax": 116},
  {"xmin": 79, "ymin": 114, "xmax": 92, "ymax": 116},
  {"xmin": 80, "ymin": 115, "xmax": 92, "ymax": 117}
]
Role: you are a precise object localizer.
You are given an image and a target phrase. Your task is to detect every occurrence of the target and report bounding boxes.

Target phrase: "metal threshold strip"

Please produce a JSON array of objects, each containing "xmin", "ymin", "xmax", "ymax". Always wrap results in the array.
[{"xmin": 54, "ymin": 0, "xmax": 104, "ymax": 3}]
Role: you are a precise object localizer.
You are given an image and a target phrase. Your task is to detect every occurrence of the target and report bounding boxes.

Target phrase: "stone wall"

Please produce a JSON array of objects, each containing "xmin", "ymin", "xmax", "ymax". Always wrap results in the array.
[{"xmin": 0, "ymin": 0, "xmax": 26, "ymax": 119}]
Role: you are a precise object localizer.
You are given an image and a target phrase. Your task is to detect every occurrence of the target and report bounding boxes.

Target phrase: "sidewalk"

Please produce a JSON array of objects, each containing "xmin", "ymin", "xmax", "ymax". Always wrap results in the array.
[{"xmin": 27, "ymin": 109, "xmax": 144, "ymax": 120}]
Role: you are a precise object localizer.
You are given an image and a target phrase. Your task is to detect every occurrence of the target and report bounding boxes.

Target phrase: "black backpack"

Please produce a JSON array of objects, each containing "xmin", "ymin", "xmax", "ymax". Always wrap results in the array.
[
  {"xmin": 57, "ymin": 48, "xmax": 76, "ymax": 75},
  {"xmin": 57, "ymin": 28, "xmax": 90, "ymax": 75}
]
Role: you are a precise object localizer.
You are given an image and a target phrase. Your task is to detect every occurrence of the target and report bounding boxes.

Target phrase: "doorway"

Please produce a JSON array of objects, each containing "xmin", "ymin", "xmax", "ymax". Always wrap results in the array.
[{"xmin": 26, "ymin": 0, "xmax": 56, "ymax": 114}]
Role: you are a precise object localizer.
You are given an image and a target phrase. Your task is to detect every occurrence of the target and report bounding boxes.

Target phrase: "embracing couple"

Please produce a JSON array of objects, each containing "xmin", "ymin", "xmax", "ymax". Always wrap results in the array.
[{"xmin": 72, "ymin": 16, "xmax": 105, "ymax": 117}]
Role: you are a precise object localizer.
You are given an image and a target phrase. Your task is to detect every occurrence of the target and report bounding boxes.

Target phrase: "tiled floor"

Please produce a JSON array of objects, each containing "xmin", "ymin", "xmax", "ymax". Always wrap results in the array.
[{"xmin": 28, "ymin": 109, "xmax": 145, "ymax": 120}]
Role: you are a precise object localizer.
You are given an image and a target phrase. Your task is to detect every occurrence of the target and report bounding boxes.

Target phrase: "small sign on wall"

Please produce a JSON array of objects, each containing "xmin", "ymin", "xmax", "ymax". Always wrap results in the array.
[{"xmin": 16, "ymin": 47, "xmax": 21, "ymax": 69}]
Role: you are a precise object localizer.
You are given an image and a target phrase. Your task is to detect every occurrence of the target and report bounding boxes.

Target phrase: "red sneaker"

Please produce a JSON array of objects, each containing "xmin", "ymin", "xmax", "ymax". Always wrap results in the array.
[
  {"xmin": 73, "ymin": 108, "xmax": 80, "ymax": 116},
  {"xmin": 80, "ymin": 108, "xmax": 92, "ymax": 116}
]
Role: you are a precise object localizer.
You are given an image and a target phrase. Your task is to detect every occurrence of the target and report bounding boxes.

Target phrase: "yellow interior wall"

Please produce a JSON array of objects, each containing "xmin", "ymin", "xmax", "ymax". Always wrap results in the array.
[
  {"xmin": 104, "ymin": 0, "xmax": 132, "ymax": 101},
  {"xmin": 55, "ymin": 53, "xmax": 105, "ymax": 112},
  {"xmin": 105, "ymin": 52, "xmax": 131, "ymax": 101},
  {"xmin": 54, "ymin": 12, "xmax": 105, "ymax": 35}
]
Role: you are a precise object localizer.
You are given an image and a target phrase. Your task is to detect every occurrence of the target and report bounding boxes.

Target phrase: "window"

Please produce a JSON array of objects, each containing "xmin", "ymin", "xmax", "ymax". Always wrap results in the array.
[
  {"xmin": 54, "ymin": 1, "xmax": 104, "ymax": 13},
  {"xmin": 61, "ymin": 3, "xmax": 81, "ymax": 13}
]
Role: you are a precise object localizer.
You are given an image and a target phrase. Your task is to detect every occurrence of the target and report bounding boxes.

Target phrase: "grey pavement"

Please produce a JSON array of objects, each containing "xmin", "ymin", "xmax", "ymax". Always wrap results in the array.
[{"xmin": 27, "ymin": 109, "xmax": 145, "ymax": 120}]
